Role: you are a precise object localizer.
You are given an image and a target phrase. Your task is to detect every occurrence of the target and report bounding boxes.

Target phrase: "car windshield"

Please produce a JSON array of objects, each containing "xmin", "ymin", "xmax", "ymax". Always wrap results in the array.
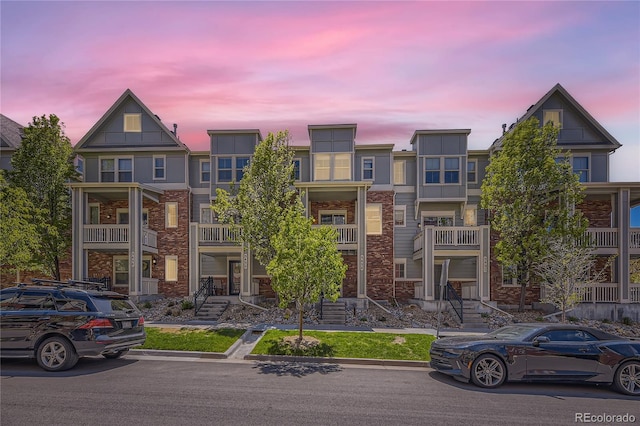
[{"xmin": 485, "ymin": 325, "xmax": 539, "ymax": 340}]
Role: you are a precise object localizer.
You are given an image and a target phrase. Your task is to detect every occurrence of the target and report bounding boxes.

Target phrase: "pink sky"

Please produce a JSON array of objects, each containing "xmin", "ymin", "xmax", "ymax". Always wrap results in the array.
[{"xmin": 1, "ymin": 1, "xmax": 638, "ymax": 181}]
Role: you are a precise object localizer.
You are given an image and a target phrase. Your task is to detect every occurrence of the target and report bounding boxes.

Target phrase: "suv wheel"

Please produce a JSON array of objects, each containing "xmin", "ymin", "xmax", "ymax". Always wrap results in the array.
[
  {"xmin": 103, "ymin": 349, "xmax": 129, "ymax": 359},
  {"xmin": 36, "ymin": 337, "xmax": 79, "ymax": 371}
]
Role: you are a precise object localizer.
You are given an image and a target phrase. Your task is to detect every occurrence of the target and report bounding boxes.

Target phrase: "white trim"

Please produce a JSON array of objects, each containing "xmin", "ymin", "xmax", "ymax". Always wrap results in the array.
[
  {"xmin": 542, "ymin": 109, "xmax": 563, "ymax": 129},
  {"xmin": 199, "ymin": 203, "xmax": 214, "ymax": 224},
  {"xmin": 116, "ymin": 208, "xmax": 129, "ymax": 224},
  {"xmin": 88, "ymin": 203, "xmax": 100, "ymax": 225},
  {"xmin": 318, "ymin": 210, "xmax": 347, "ymax": 225},
  {"xmin": 422, "ymin": 155, "xmax": 464, "ymax": 185},
  {"xmin": 293, "ymin": 158, "xmax": 302, "ymax": 181},
  {"xmin": 501, "ymin": 264, "xmax": 519, "ymax": 287}
]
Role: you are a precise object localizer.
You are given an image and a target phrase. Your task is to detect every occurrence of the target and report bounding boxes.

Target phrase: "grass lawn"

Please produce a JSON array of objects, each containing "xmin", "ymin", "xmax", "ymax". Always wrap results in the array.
[
  {"xmin": 251, "ymin": 330, "xmax": 436, "ymax": 361},
  {"xmin": 138, "ymin": 327, "xmax": 246, "ymax": 352}
]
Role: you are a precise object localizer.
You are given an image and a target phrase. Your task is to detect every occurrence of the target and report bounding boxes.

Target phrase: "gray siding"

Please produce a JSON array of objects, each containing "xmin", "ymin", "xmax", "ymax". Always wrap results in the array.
[
  {"xmin": 189, "ymin": 154, "xmax": 211, "ymax": 189},
  {"xmin": 80, "ymin": 152, "xmax": 186, "ymax": 184},
  {"xmin": 211, "ymin": 133, "xmax": 258, "ymax": 155},
  {"xmin": 355, "ymin": 150, "xmax": 392, "ymax": 184},
  {"xmin": 82, "ymin": 99, "xmax": 177, "ymax": 148},
  {"xmin": 310, "ymin": 128, "xmax": 355, "ymax": 153},
  {"xmin": 417, "ymin": 134, "xmax": 466, "ymax": 156}
]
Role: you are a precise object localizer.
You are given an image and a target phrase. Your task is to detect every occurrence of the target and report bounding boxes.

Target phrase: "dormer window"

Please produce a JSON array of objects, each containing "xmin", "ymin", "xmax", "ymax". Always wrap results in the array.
[
  {"xmin": 313, "ymin": 153, "xmax": 351, "ymax": 181},
  {"xmin": 543, "ymin": 109, "xmax": 563, "ymax": 129},
  {"xmin": 124, "ymin": 114, "xmax": 141, "ymax": 132}
]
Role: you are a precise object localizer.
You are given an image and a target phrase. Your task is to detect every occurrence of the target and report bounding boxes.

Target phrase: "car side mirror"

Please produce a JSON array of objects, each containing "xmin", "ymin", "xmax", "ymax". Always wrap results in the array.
[{"xmin": 533, "ymin": 336, "xmax": 550, "ymax": 347}]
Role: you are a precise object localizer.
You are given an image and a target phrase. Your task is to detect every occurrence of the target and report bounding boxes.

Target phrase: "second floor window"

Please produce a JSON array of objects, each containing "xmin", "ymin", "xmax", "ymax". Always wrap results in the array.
[
  {"xmin": 292, "ymin": 159, "xmax": 301, "ymax": 181},
  {"xmin": 543, "ymin": 109, "xmax": 563, "ymax": 129},
  {"xmin": 394, "ymin": 160, "xmax": 406, "ymax": 185},
  {"xmin": 314, "ymin": 153, "xmax": 351, "ymax": 181},
  {"xmin": 366, "ymin": 204, "xmax": 382, "ymax": 235},
  {"xmin": 201, "ymin": 160, "xmax": 210, "ymax": 183},
  {"xmin": 573, "ymin": 156, "xmax": 589, "ymax": 182},
  {"xmin": 100, "ymin": 158, "xmax": 133, "ymax": 182},
  {"xmin": 467, "ymin": 160, "xmax": 477, "ymax": 183},
  {"xmin": 444, "ymin": 158, "xmax": 460, "ymax": 183},
  {"xmin": 236, "ymin": 157, "xmax": 250, "ymax": 181},
  {"xmin": 153, "ymin": 156, "xmax": 165, "ymax": 180},
  {"xmin": 166, "ymin": 203, "xmax": 178, "ymax": 228},
  {"xmin": 362, "ymin": 158, "xmax": 374, "ymax": 180},
  {"xmin": 425, "ymin": 158, "xmax": 440, "ymax": 184},
  {"xmin": 218, "ymin": 158, "xmax": 232, "ymax": 182}
]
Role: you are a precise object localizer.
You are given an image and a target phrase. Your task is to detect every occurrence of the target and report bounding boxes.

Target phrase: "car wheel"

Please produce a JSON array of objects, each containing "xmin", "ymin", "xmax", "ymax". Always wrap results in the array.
[
  {"xmin": 103, "ymin": 349, "xmax": 129, "ymax": 359},
  {"xmin": 36, "ymin": 337, "xmax": 79, "ymax": 372},
  {"xmin": 613, "ymin": 360, "xmax": 640, "ymax": 396},
  {"xmin": 470, "ymin": 354, "xmax": 507, "ymax": 389}
]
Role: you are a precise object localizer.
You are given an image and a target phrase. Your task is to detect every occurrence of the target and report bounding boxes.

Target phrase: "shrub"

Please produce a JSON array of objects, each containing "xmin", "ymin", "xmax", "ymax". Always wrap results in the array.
[
  {"xmin": 181, "ymin": 300, "xmax": 194, "ymax": 310},
  {"xmin": 535, "ymin": 317, "xmax": 544, "ymax": 322},
  {"xmin": 601, "ymin": 318, "xmax": 611, "ymax": 324},
  {"xmin": 142, "ymin": 301, "xmax": 152, "ymax": 309},
  {"xmin": 567, "ymin": 316, "xmax": 579, "ymax": 323},
  {"xmin": 622, "ymin": 317, "xmax": 633, "ymax": 326}
]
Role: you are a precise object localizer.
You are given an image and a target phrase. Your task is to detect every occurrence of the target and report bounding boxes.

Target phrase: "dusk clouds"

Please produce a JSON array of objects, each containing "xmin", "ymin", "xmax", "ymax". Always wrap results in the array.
[{"xmin": 1, "ymin": 1, "xmax": 638, "ymax": 181}]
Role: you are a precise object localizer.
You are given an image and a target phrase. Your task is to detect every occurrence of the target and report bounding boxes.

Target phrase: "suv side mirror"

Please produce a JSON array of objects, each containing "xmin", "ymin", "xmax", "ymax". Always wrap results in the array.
[{"xmin": 533, "ymin": 336, "xmax": 550, "ymax": 347}]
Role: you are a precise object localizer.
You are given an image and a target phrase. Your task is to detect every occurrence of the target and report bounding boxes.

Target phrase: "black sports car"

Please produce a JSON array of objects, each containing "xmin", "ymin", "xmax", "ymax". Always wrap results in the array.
[{"xmin": 429, "ymin": 324, "xmax": 640, "ymax": 396}]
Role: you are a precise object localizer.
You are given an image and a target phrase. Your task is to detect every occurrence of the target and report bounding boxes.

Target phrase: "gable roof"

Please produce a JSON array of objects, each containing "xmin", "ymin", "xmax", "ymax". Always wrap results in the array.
[
  {"xmin": 490, "ymin": 83, "xmax": 622, "ymax": 152},
  {"xmin": 75, "ymin": 89, "xmax": 190, "ymax": 152},
  {"xmin": 0, "ymin": 114, "xmax": 25, "ymax": 149}
]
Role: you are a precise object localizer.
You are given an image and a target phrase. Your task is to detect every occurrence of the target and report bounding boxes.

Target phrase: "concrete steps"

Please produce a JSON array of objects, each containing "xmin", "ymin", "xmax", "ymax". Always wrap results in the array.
[
  {"xmin": 319, "ymin": 301, "xmax": 346, "ymax": 325},
  {"xmin": 195, "ymin": 299, "xmax": 230, "ymax": 321},
  {"xmin": 461, "ymin": 302, "xmax": 489, "ymax": 330}
]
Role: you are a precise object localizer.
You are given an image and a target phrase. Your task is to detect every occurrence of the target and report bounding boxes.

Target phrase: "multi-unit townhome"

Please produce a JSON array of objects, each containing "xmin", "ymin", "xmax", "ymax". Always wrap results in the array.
[{"xmin": 1, "ymin": 84, "xmax": 638, "ymax": 320}]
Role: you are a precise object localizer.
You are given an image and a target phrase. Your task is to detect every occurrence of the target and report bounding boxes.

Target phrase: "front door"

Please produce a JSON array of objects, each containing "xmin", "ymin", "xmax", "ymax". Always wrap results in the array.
[{"xmin": 229, "ymin": 260, "xmax": 241, "ymax": 295}]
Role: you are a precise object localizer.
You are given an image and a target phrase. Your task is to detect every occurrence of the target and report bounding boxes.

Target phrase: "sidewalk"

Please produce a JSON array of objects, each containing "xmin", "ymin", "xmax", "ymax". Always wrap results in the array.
[{"xmin": 132, "ymin": 321, "xmax": 490, "ymax": 367}]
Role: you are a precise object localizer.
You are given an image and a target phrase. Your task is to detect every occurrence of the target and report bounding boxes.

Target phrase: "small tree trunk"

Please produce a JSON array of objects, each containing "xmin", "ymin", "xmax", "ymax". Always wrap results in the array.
[
  {"xmin": 297, "ymin": 307, "xmax": 304, "ymax": 343},
  {"xmin": 518, "ymin": 283, "xmax": 526, "ymax": 312}
]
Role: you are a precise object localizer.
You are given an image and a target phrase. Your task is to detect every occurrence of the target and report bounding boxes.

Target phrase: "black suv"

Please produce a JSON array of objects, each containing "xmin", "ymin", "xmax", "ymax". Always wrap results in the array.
[{"xmin": 0, "ymin": 279, "xmax": 146, "ymax": 371}]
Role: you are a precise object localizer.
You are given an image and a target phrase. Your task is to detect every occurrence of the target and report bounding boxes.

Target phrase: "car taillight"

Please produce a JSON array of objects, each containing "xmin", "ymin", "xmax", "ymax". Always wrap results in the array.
[
  {"xmin": 79, "ymin": 318, "xmax": 114, "ymax": 329},
  {"xmin": 138, "ymin": 316, "xmax": 145, "ymax": 326}
]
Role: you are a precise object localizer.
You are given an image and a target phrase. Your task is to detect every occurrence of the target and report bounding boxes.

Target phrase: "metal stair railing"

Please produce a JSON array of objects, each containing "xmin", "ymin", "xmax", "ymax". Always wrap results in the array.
[
  {"xmin": 194, "ymin": 277, "xmax": 214, "ymax": 315},
  {"xmin": 445, "ymin": 282, "xmax": 463, "ymax": 323}
]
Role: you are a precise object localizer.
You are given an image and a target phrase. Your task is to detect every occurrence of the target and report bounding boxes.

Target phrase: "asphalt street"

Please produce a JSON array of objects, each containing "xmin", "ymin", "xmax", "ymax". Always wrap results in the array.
[{"xmin": 1, "ymin": 355, "xmax": 638, "ymax": 426}]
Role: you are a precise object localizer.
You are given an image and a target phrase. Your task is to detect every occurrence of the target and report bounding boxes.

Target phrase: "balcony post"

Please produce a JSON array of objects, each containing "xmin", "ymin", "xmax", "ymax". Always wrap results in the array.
[
  {"xmin": 71, "ymin": 187, "xmax": 87, "ymax": 280},
  {"xmin": 128, "ymin": 187, "xmax": 143, "ymax": 295},
  {"xmin": 618, "ymin": 188, "xmax": 631, "ymax": 302}
]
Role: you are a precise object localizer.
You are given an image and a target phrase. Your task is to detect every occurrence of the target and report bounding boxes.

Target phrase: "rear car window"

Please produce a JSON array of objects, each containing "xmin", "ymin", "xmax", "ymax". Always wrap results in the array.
[{"xmin": 91, "ymin": 296, "xmax": 138, "ymax": 314}]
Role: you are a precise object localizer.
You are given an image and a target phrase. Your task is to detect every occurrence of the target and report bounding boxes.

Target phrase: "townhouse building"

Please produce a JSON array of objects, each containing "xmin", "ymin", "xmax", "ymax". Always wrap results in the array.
[{"xmin": 1, "ymin": 84, "xmax": 638, "ymax": 320}]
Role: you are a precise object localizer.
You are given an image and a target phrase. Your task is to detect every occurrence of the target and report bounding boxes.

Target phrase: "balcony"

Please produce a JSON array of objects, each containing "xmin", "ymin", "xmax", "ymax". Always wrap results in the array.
[
  {"xmin": 312, "ymin": 224, "xmax": 357, "ymax": 248},
  {"xmin": 82, "ymin": 225, "xmax": 157, "ymax": 250},
  {"xmin": 198, "ymin": 224, "xmax": 239, "ymax": 245},
  {"xmin": 413, "ymin": 227, "xmax": 481, "ymax": 255},
  {"xmin": 576, "ymin": 282, "xmax": 640, "ymax": 303}
]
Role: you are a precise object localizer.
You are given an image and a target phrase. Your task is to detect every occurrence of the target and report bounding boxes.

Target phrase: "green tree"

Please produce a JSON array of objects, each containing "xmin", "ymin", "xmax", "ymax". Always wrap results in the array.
[
  {"xmin": 0, "ymin": 172, "xmax": 40, "ymax": 274},
  {"xmin": 6, "ymin": 114, "xmax": 77, "ymax": 279},
  {"xmin": 213, "ymin": 130, "xmax": 297, "ymax": 267},
  {"xmin": 267, "ymin": 204, "xmax": 347, "ymax": 342},
  {"xmin": 481, "ymin": 117, "xmax": 587, "ymax": 311}
]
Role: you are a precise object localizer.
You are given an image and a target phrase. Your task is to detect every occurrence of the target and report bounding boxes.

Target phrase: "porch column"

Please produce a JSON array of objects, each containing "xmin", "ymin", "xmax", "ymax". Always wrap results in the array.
[
  {"xmin": 71, "ymin": 187, "xmax": 86, "ymax": 280},
  {"xmin": 424, "ymin": 227, "xmax": 435, "ymax": 300},
  {"xmin": 618, "ymin": 188, "xmax": 630, "ymax": 303},
  {"xmin": 480, "ymin": 226, "xmax": 491, "ymax": 302},
  {"xmin": 241, "ymin": 244, "xmax": 252, "ymax": 297},
  {"xmin": 189, "ymin": 222, "xmax": 199, "ymax": 295},
  {"xmin": 128, "ymin": 187, "xmax": 143, "ymax": 295},
  {"xmin": 357, "ymin": 186, "xmax": 367, "ymax": 298}
]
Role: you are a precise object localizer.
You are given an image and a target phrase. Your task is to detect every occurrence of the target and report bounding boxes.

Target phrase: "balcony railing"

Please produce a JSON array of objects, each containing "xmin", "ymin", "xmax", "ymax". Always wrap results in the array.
[
  {"xmin": 631, "ymin": 284, "xmax": 640, "ymax": 303},
  {"xmin": 198, "ymin": 224, "xmax": 239, "ymax": 244},
  {"xmin": 83, "ymin": 225, "xmax": 157, "ymax": 249},
  {"xmin": 312, "ymin": 224, "xmax": 357, "ymax": 245},
  {"xmin": 576, "ymin": 282, "xmax": 619, "ymax": 303},
  {"xmin": 434, "ymin": 227, "xmax": 479, "ymax": 246}
]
